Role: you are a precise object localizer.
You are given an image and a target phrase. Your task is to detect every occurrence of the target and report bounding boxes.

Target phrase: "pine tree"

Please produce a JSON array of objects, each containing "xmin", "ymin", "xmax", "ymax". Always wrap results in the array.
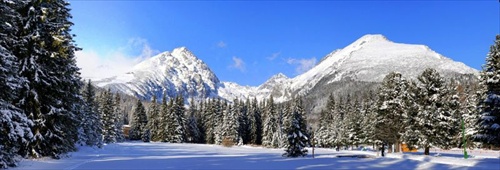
[
  {"xmin": 262, "ymin": 96, "xmax": 278, "ymax": 147},
  {"xmin": 202, "ymin": 99, "xmax": 214, "ymax": 144},
  {"xmin": 113, "ymin": 93, "xmax": 125, "ymax": 142},
  {"xmin": 99, "ymin": 89, "xmax": 116, "ymax": 143},
  {"xmin": 129, "ymin": 99, "xmax": 147, "ymax": 141},
  {"xmin": 14, "ymin": 0, "xmax": 83, "ymax": 158},
  {"xmin": 458, "ymin": 82, "xmax": 480, "ymax": 148},
  {"xmin": 283, "ymin": 97, "xmax": 309, "ymax": 157},
  {"xmin": 346, "ymin": 99, "xmax": 363, "ymax": 148},
  {"xmin": 237, "ymin": 99, "xmax": 250, "ymax": 145},
  {"xmin": 249, "ymin": 97, "xmax": 262, "ymax": 145},
  {"xmin": 333, "ymin": 97, "xmax": 348, "ymax": 149},
  {"xmin": 172, "ymin": 95, "xmax": 186, "ymax": 143},
  {"xmin": 406, "ymin": 68, "xmax": 458, "ymax": 155},
  {"xmin": 359, "ymin": 91, "xmax": 378, "ymax": 145},
  {"xmin": 221, "ymin": 103, "xmax": 240, "ymax": 145},
  {"xmin": 185, "ymin": 98, "xmax": 201, "ymax": 143},
  {"xmin": 375, "ymin": 72, "xmax": 413, "ymax": 153},
  {"xmin": 158, "ymin": 94, "xmax": 169, "ymax": 142},
  {"xmin": 316, "ymin": 94, "xmax": 336, "ymax": 148},
  {"xmin": 0, "ymin": 0, "xmax": 33, "ymax": 167},
  {"xmin": 476, "ymin": 35, "xmax": 500, "ymax": 147},
  {"xmin": 146, "ymin": 96, "xmax": 161, "ymax": 141},
  {"xmin": 81, "ymin": 80, "xmax": 102, "ymax": 147},
  {"xmin": 195, "ymin": 99, "xmax": 206, "ymax": 143}
]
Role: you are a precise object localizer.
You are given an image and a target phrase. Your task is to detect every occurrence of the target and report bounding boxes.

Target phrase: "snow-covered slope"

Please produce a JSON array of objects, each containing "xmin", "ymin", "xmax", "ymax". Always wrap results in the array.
[
  {"xmin": 92, "ymin": 34, "xmax": 478, "ymax": 103},
  {"xmin": 289, "ymin": 34, "xmax": 477, "ymax": 95},
  {"xmin": 96, "ymin": 47, "xmax": 220, "ymax": 101}
]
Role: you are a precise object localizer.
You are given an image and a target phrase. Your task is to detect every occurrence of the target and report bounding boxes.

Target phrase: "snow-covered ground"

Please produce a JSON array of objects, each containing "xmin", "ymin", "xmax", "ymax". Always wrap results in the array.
[{"xmin": 14, "ymin": 142, "xmax": 500, "ymax": 170}]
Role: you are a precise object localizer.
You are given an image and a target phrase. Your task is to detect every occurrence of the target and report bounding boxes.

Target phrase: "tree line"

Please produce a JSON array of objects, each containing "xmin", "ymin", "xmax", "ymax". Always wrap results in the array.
[{"xmin": 123, "ymin": 94, "xmax": 311, "ymax": 157}]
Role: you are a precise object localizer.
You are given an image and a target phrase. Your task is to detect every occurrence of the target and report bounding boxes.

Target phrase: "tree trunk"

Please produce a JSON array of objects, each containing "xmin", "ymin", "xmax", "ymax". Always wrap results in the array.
[
  {"xmin": 388, "ymin": 143, "xmax": 393, "ymax": 153},
  {"xmin": 381, "ymin": 143, "xmax": 385, "ymax": 157},
  {"xmin": 424, "ymin": 146, "xmax": 430, "ymax": 155},
  {"xmin": 395, "ymin": 141, "xmax": 400, "ymax": 153}
]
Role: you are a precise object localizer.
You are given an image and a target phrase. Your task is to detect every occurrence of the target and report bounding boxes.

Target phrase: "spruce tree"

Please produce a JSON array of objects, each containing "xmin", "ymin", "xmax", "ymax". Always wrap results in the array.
[
  {"xmin": 99, "ymin": 89, "xmax": 116, "ymax": 143},
  {"xmin": 237, "ymin": 99, "xmax": 250, "ymax": 144},
  {"xmin": 14, "ymin": 0, "xmax": 83, "ymax": 158},
  {"xmin": 113, "ymin": 93, "xmax": 125, "ymax": 142},
  {"xmin": 158, "ymin": 94, "xmax": 169, "ymax": 142},
  {"xmin": 359, "ymin": 91, "xmax": 378, "ymax": 145},
  {"xmin": 262, "ymin": 96, "xmax": 278, "ymax": 147},
  {"xmin": 249, "ymin": 97, "xmax": 262, "ymax": 145},
  {"xmin": 203, "ymin": 99, "xmax": 215, "ymax": 144},
  {"xmin": 81, "ymin": 80, "xmax": 102, "ymax": 147},
  {"xmin": 185, "ymin": 98, "xmax": 201, "ymax": 143},
  {"xmin": 0, "ymin": 0, "xmax": 33, "ymax": 167},
  {"xmin": 316, "ymin": 94, "xmax": 336, "ymax": 148},
  {"xmin": 375, "ymin": 72, "xmax": 413, "ymax": 153},
  {"xmin": 221, "ymin": 103, "xmax": 240, "ymax": 145},
  {"xmin": 129, "ymin": 99, "xmax": 147, "ymax": 141},
  {"xmin": 146, "ymin": 96, "xmax": 161, "ymax": 141},
  {"xmin": 172, "ymin": 95, "xmax": 186, "ymax": 143},
  {"xmin": 283, "ymin": 97, "xmax": 309, "ymax": 157},
  {"xmin": 407, "ymin": 68, "xmax": 457, "ymax": 155},
  {"xmin": 476, "ymin": 35, "xmax": 500, "ymax": 147}
]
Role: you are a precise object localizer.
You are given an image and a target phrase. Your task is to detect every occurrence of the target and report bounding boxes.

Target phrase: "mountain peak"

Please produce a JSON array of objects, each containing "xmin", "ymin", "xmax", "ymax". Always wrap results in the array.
[
  {"xmin": 273, "ymin": 73, "xmax": 288, "ymax": 79},
  {"xmin": 357, "ymin": 34, "xmax": 389, "ymax": 42}
]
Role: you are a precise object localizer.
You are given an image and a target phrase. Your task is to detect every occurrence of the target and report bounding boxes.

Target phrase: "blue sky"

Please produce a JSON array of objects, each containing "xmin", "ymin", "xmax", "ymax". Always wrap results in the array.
[{"xmin": 70, "ymin": 1, "xmax": 499, "ymax": 86}]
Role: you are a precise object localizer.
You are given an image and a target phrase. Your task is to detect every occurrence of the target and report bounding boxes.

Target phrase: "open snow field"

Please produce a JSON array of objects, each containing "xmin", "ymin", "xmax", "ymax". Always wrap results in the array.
[{"xmin": 14, "ymin": 142, "xmax": 500, "ymax": 170}]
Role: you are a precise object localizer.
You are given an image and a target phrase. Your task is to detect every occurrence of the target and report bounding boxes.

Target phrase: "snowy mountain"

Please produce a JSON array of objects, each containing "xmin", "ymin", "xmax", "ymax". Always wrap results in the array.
[
  {"xmin": 95, "ymin": 47, "xmax": 220, "ymax": 101},
  {"xmin": 92, "ymin": 34, "xmax": 478, "ymax": 105},
  {"xmin": 288, "ymin": 34, "xmax": 476, "ymax": 96}
]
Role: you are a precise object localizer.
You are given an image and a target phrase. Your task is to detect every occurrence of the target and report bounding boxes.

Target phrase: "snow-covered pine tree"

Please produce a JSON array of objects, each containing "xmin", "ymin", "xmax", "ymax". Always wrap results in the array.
[
  {"xmin": 81, "ymin": 80, "xmax": 102, "ymax": 147},
  {"xmin": 262, "ymin": 96, "xmax": 278, "ymax": 147},
  {"xmin": 316, "ymin": 94, "xmax": 335, "ymax": 147},
  {"xmin": 129, "ymin": 99, "xmax": 147, "ymax": 141},
  {"xmin": 146, "ymin": 96, "xmax": 161, "ymax": 142},
  {"xmin": 283, "ymin": 97, "xmax": 309, "ymax": 157},
  {"xmin": 158, "ymin": 94, "xmax": 169, "ymax": 142},
  {"xmin": 99, "ymin": 89, "xmax": 116, "ymax": 143},
  {"xmin": 409, "ymin": 68, "xmax": 457, "ymax": 155},
  {"xmin": 113, "ymin": 93, "xmax": 125, "ymax": 142},
  {"xmin": 203, "ymin": 99, "xmax": 216, "ymax": 144},
  {"xmin": 375, "ymin": 72, "xmax": 413, "ymax": 153},
  {"xmin": 249, "ymin": 97, "xmax": 262, "ymax": 145},
  {"xmin": 333, "ymin": 97, "xmax": 348, "ymax": 149},
  {"xmin": 185, "ymin": 98, "xmax": 201, "ymax": 143},
  {"xmin": 359, "ymin": 90, "xmax": 378, "ymax": 145},
  {"xmin": 172, "ymin": 95, "xmax": 187, "ymax": 143},
  {"xmin": 237, "ymin": 99, "xmax": 250, "ymax": 144},
  {"xmin": 14, "ymin": 0, "xmax": 83, "ymax": 158},
  {"xmin": 458, "ymin": 82, "xmax": 480, "ymax": 148},
  {"xmin": 346, "ymin": 99, "xmax": 363, "ymax": 148},
  {"xmin": 476, "ymin": 35, "xmax": 500, "ymax": 148},
  {"xmin": 0, "ymin": 1, "xmax": 33, "ymax": 167},
  {"xmin": 278, "ymin": 102, "xmax": 292, "ymax": 148},
  {"xmin": 195, "ymin": 99, "xmax": 206, "ymax": 143},
  {"xmin": 221, "ymin": 103, "xmax": 240, "ymax": 146}
]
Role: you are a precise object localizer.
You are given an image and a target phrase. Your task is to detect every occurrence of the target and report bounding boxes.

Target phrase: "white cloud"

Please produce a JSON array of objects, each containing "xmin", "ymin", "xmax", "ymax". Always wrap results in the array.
[
  {"xmin": 229, "ymin": 56, "xmax": 246, "ymax": 72},
  {"xmin": 287, "ymin": 57, "xmax": 317, "ymax": 74},
  {"xmin": 267, "ymin": 52, "xmax": 280, "ymax": 61},
  {"xmin": 217, "ymin": 41, "xmax": 227, "ymax": 48},
  {"xmin": 76, "ymin": 38, "xmax": 159, "ymax": 80}
]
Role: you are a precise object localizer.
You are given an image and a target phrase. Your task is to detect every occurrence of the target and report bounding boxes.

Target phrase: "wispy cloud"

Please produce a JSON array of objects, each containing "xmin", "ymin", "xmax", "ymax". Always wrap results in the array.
[
  {"xmin": 229, "ymin": 56, "xmax": 246, "ymax": 72},
  {"xmin": 267, "ymin": 52, "xmax": 281, "ymax": 61},
  {"xmin": 76, "ymin": 37, "xmax": 159, "ymax": 80},
  {"xmin": 217, "ymin": 41, "xmax": 227, "ymax": 48},
  {"xmin": 287, "ymin": 57, "xmax": 317, "ymax": 74}
]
